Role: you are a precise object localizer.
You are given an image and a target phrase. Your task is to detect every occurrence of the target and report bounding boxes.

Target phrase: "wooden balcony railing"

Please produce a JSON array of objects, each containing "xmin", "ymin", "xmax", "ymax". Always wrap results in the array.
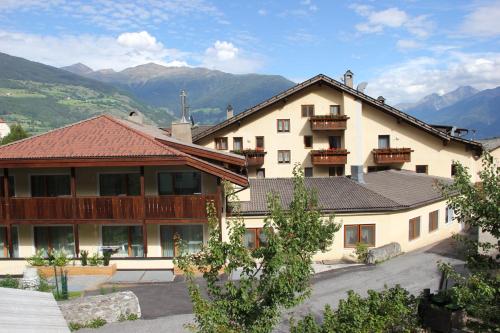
[
  {"xmin": 311, "ymin": 149, "xmax": 349, "ymax": 165},
  {"xmin": 309, "ymin": 115, "xmax": 349, "ymax": 131},
  {"xmin": 2, "ymin": 195, "xmax": 219, "ymax": 223},
  {"xmin": 231, "ymin": 149, "xmax": 266, "ymax": 167},
  {"xmin": 372, "ymin": 148, "xmax": 413, "ymax": 164}
]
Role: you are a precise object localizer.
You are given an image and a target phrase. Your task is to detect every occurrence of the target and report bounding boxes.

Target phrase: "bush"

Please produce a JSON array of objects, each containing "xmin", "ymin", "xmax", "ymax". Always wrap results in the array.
[
  {"xmin": 27, "ymin": 249, "xmax": 48, "ymax": 266},
  {"xmin": 102, "ymin": 251, "xmax": 112, "ymax": 266},
  {"xmin": 355, "ymin": 243, "xmax": 369, "ymax": 263},
  {"xmin": 88, "ymin": 253, "xmax": 103, "ymax": 266},
  {"xmin": 69, "ymin": 318, "xmax": 107, "ymax": 331},
  {"xmin": 290, "ymin": 285, "xmax": 421, "ymax": 333},
  {"xmin": 80, "ymin": 250, "xmax": 89, "ymax": 266},
  {"xmin": 50, "ymin": 250, "xmax": 71, "ymax": 267},
  {"xmin": 0, "ymin": 275, "xmax": 19, "ymax": 289}
]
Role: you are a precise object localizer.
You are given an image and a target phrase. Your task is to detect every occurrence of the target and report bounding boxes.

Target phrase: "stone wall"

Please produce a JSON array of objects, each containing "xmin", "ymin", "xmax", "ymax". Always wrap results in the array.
[{"xmin": 366, "ymin": 242, "xmax": 402, "ymax": 264}]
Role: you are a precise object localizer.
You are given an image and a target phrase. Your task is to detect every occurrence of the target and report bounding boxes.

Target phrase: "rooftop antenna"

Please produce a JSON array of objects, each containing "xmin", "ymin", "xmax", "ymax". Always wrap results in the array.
[{"xmin": 180, "ymin": 90, "xmax": 189, "ymax": 123}]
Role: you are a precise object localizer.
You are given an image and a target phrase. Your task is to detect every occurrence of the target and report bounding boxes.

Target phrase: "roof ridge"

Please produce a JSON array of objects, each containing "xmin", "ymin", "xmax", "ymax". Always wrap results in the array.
[{"xmin": 0, "ymin": 114, "xmax": 106, "ymax": 150}]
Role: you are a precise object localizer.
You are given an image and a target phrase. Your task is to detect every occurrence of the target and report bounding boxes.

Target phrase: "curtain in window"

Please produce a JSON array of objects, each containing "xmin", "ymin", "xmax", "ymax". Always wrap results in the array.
[
  {"xmin": 160, "ymin": 225, "xmax": 203, "ymax": 256},
  {"xmin": 360, "ymin": 226, "xmax": 375, "ymax": 246},
  {"xmin": 0, "ymin": 228, "xmax": 6, "ymax": 258},
  {"xmin": 34, "ymin": 226, "xmax": 74, "ymax": 256},
  {"xmin": 345, "ymin": 226, "xmax": 358, "ymax": 246},
  {"xmin": 244, "ymin": 229, "xmax": 256, "ymax": 249},
  {"xmin": 378, "ymin": 136, "xmax": 390, "ymax": 149},
  {"xmin": 160, "ymin": 226, "xmax": 175, "ymax": 257}
]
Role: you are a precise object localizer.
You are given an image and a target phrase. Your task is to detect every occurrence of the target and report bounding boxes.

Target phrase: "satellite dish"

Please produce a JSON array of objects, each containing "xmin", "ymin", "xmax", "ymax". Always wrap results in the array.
[{"xmin": 357, "ymin": 82, "xmax": 368, "ymax": 93}]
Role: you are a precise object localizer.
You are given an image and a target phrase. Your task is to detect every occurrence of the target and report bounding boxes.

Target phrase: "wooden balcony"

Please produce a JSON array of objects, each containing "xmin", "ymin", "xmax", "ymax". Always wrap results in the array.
[
  {"xmin": 231, "ymin": 149, "xmax": 266, "ymax": 167},
  {"xmin": 309, "ymin": 115, "xmax": 349, "ymax": 131},
  {"xmin": 311, "ymin": 149, "xmax": 349, "ymax": 165},
  {"xmin": 372, "ymin": 148, "xmax": 413, "ymax": 164},
  {"xmin": 1, "ymin": 195, "xmax": 219, "ymax": 223}
]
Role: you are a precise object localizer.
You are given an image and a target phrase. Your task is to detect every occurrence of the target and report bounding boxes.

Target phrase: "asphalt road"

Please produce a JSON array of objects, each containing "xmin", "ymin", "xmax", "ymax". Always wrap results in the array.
[{"xmin": 81, "ymin": 239, "xmax": 464, "ymax": 333}]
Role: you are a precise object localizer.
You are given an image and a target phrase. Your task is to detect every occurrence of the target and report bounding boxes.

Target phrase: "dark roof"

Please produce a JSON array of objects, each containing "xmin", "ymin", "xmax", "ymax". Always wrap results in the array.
[
  {"xmin": 160, "ymin": 124, "xmax": 213, "ymax": 138},
  {"xmin": 240, "ymin": 170, "xmax": 451, "ymax": 215},
  {"xmin": 192, "ymin": 74, "xmax": 482, "ymax": 150},
  {"xmin": 478, "ymin": 137, "xmax": 500, "ymax": 151}
]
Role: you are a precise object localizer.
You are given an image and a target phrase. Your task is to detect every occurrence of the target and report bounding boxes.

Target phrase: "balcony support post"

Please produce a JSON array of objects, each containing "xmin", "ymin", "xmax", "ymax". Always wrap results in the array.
[
  {"xmin": 216, "ymin": 178, "xmax": 223, "ymax": 241},
  {"xmin": 3, "ymin": 168, "xmax": 13, "ymax": 258},
  {"xmin": 140, "ymin": 166, "xmax": 147, "ymax": 258},
  {"xmin": 70, "ymin": 167, "xmax": 79, "ymax": 257},
  {"xmin": 74, "ymin": 224, "xmax": 79, "ymax": 257}
]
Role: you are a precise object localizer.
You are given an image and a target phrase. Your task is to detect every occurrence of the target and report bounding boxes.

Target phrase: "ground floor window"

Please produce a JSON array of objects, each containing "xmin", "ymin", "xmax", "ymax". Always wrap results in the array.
[
  {"xmin": 101, "ymin": 226, "xmax": 143, "ymax": 257},
  {"xmin": 445, "ymin": 206, "xmax": 454, "ymax": 224},
  {"xmin": 429, "ymin": 210, "xmax": 439, "ymax": 232},
  {"xmin": 0, "ymin": 226, "xmax": 19, "ymax": 258},
  {"xmin": 34, "ymin": 226, "xmax": 74, "ymax": 255},
  {"xmin": 160, "ymin": 225, "xmax": 203, "ymax": 257},
  {"xmin": 409, "ymin": 217, "xmax": 421, "ymax": 240},
  {"xmin": 329, "ymin": 166, "xmax": 344, "ymax": 177},
  {"xmin": 344, "ymin": 224, "xmax": 375, "ymax": 248},
  {"xmin": 244, "ymin": 228, "xmax": 268, "ymax": 250}
]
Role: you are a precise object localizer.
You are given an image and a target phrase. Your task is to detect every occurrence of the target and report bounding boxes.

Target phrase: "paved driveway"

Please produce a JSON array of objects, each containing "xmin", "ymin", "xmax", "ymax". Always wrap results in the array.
[{"xmin": 83, "ymin": 239, "xmax": 464, "ymax": 333}]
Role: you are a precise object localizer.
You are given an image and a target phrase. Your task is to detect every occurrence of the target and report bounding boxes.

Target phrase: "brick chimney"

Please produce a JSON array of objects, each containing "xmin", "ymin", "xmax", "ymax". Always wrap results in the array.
[
  {"xmin": 226, "ymin": 104, "xmax": 234, "ymax": 119},
  {"xmin": 171, "ymin": 90, "xmax": 192, "ymax": 143},
  {"xmin": 344, "ymin": 70, "xmax": 354, "ymax": 88}
]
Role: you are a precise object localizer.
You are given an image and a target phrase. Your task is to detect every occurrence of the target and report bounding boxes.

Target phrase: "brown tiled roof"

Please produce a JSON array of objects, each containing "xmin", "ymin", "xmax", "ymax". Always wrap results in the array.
[
  {"xmin": 240, "ymin": 170, "xmax": 451, "ymax": 215},
  {"xmin": 0, "ymin": 115, "xmax": 184, "ymax": 159},
  {"xmin": 192, "ymin": 74, "xmax": 482, "ymax": 151}
]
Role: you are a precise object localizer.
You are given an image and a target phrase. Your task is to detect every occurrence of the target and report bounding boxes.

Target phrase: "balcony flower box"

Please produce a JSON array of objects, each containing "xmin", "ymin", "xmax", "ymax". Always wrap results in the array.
[
  {"xmin": 372, "ymin": 148, "xmax": 413, "ymax": 164},
  {"xmin": 309, "ymin": 115, "xmax": 349, "ymax": 131},
  {"xmin": 231, "ymin": 148, "xmax": 266, "ymax": 166},
  {"xmin": 311, "ymin": 149, "xmax": 349, "ymax": 165}
]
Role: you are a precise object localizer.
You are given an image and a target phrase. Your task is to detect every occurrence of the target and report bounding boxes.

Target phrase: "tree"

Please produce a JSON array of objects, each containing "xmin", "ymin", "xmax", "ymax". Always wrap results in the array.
[
  {"xmin": 175, "ymin": 166, "xmax": 341, "ymax": 333},
  {"xmin": 438, "ymin": 152, "xmax": 499, "ymax": 331},
  {"xmin": 1, "ymin": 124, "xmax": 29, "ymax": 145}
]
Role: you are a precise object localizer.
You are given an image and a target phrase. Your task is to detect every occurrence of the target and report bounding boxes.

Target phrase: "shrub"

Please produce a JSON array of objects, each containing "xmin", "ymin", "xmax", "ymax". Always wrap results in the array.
[
  {"xmin": 355, "ymin": 243, "xmax": 369, "ymax": 263},
  {"xmin": 51, "ymin": 249, "xmax": 71, "ymax": 267},
  {"xmin": 27, "ymin": 249, "xmax": 48, "ymax": 266},
  {"xmin": 102, "ymin": 251, "xmax": 112, "ymax": 266},
  {"xmin": 69, "ymin": 318, "xmax": 107, "ymax": 331},
  {"xmin": 37, "ymin": 274, "xmax": 53, "ymax": 292},
  {"xmin": 0, "ymin": 275, "xmax": 19, "ymax": 289},
  {"xmin": 80, "ymin": 250, "xmax": 89, "ymax": 266},
  {"xmin": 88, "ymin": 253, "xmax": 103, "ymax": 266}
]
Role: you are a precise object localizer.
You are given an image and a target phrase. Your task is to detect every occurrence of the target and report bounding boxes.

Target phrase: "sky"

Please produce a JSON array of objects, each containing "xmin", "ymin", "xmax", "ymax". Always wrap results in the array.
[{"xmin": 0, "ymin": 0, "xmax": 499, "ymax": 104}]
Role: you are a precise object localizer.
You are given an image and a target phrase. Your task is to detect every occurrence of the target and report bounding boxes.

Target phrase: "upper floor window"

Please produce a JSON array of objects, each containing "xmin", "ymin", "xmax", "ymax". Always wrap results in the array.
[
  {"xmin": 256, "ymin": 168, "xmax": 265, "ymax": 179},
  {"xmin": 451, "ymin": 163, "xmax": 458, "ymax": 177},
  {"xmin": 277, "ymin": 119, "xmax": 290, "ymax": 132},
  {"xmin": 31, "ymin": 175, "xmax": 70, "ymax": 197},
  {"xmin": 215, "ymin": 137, "xmax": 228, "ymax": 150},
  {"xmin": 330, "ymin": 105, "xmax": 341, "ymax": 116},
  {"xmin": 429, "ymin": 210, "xmax": 439, "ymax": 232},
  {"xmin": 378, "ymin": 135, "xmax": 390, "ymax": 149},
  {"xmin": 233, "ymin": 137, "xmax": 243, "ymax": 151},
  {"xmin": 301, "ymin": 105, "xmax": 315, "ymax": 117},
  {"xmin": 256, "ymin": 136, "xmax": 265, "ymax": 149},
  {"xmin": 329, "ymin": 136, "xmax": 342, "ymax": 149},
  {"xmin": 329, "ymin": 166, "xmax": 344, "ymax": 177},
  {"xmin": 445, "ymin": 206, "xmax": 454, "ymax": 224},
  {"xmin": 416, "ymin": 165, "xmax": 428, "ymax": 174},
  {"xmin": 344, "ymin": 224, "xmax": 375, "ymax": 248},
  {"xmin": 304, "ymin": 167, "xmax": 313, "ymax": 177},
  {"xmin": 158, "ymin": 172, "xmax": 201, "ymax": 195},
  {"xmin": 409, "ymin": 217, "xmax": 421, "ymax": 240},
  {"xmin": 304, "ymin": 135, "xmax": 313, "ymax": 148},
  {"xmin": 0, "ymin": 176, "xmax": 15, "ymax": 197},
  {"xmin": 278, "ymin": 150, "xmax": 291, "ymax": 164},
  {"xmin": 99, "ymin": 173, "xmax": 140, "ymax": 196}
]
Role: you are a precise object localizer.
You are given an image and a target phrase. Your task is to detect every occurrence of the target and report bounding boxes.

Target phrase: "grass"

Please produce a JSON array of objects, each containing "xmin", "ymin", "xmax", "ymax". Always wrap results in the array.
[{"xmin": 69, "ymin": 318, "xmax": 107, "ymax": 331}]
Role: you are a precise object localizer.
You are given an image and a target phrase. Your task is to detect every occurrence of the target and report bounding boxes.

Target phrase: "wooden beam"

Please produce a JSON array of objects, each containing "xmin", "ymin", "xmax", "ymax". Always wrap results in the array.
[
  {"xmin": 142, "ymin": 223, "xmax": 148, "ymax": 258},
  {"xmin": 3, "ymin": 169, "xmax": 12, "ymax": 257},
  {"xmin": 0, "ymin": 157, "xmax": 187, "ymax": 168},
  {"xmin": 74, "ymin": 224, "xmax": 80, "ymax": 257},
  {"xmin": 6, "ymin": 223, "xmax": 12, "ymax": 258}
]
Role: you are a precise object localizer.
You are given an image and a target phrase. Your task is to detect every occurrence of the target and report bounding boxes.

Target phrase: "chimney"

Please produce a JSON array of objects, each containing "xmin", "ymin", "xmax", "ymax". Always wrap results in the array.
[
  {"xmin": 351, "ymin": 165, "xmax": 365, "ymax": 183},
  {"xmin": 377, "ymin": 96, "xmax": 386, "ymax": 104},
  {"xmin": 226, "ymin": 104, "xmax": 234, "ymax": 119},
  {"xmin": 344, "ymin": 70, "xmax": 354, "ymax": 88},
  {"xmin": 171, "ymin": 90, "xmax": 192, "ymax": 143},
  {"xmin": 128, "ymin": 111, "xmax": 144, "ymax": 124}
]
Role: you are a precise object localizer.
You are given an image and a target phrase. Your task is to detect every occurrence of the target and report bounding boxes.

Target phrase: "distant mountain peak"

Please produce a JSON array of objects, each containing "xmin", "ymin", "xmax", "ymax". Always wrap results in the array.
[
  {"xmin": 61, "ymin": 63, "xmax": 93, "ymax": 75},
  {"xmin": 398, "ymin": 85, "xmax": 479, "ymax": 112}
]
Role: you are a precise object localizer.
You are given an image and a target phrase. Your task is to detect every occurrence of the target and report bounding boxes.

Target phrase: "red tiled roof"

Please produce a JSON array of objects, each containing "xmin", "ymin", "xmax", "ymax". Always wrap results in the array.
[{"xmin": 0, "ymin": 115, "xmax": 186, "ymax": 159}]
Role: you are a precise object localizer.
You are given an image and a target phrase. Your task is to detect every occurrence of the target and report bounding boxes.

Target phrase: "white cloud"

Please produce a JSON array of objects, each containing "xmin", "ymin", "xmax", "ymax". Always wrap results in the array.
[
  {"xmin": 201, "ymin": 40, "xmax": 263, "ymax": 73},
  {"xmin": 366, "ymin": 51, "xmax": 500, "ymax": 103},
  {"xmin": 258, "ymin": 9, "xmax": 267, "ymax": 16},
  {"xmin": 117, "ymin": 31, "xmax": 162, "ymax": 51},
  {"xmin": 350, "ymin": 4, "xmax": 433, "ymax": 38},
  {"xmin": 396, "ymin": 39, "xmax": 422, "ymax": 50},
  {"xmin": 461, "ymin": 1, "xmax": 500, "ymax": 37}
]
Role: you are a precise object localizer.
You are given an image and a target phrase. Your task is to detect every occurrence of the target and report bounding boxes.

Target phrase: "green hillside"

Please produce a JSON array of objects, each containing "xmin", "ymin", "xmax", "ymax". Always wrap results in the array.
[{"xmin": 0, "ymin": 53, "xmax": 174, "ymax": 134}]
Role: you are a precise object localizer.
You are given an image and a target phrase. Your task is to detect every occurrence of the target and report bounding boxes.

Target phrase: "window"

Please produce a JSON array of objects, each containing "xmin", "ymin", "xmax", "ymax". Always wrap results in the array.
[
  {"xmin": 160, "ymin": 225, "xmax": 203, "ymax": 257},
  {"xmin": 446, "ymin": 206, "xmax": 454, "ymax": 224},
  {"xmin": 102, "ymin": 226, "xmax": 143, "ymax": 257},
  {"xmin": 378, "ymin": 135, "xmax": 390, "ymax": 149},
  {"xmin": 304, "ymin": 135, "xmax": 313, "ymax": 148},
  {"xmin": 330, "ymin": 105, "xmax": 341, "ymax": 116},
  {"xmin": 429, "ymin": 210, "xmax": 439, "ymax": 232},
  {"xmin": 215, "ymin": 137, "xmax": 228, "ymax": 150},
  {"xmin": 0, "ymin": 226, "xmax": 18, "ymax": 258},
  {"xmin": 158, "ymin": 172, "xmax": 201, "ymax": 195},
  {"xmin": 416, "ymin": 165, "xmax": 428, "ymax": 174},
  {"xmin": 31, "ymin": 175, "xmax": 70, "ymax": 197},
  {"xmin": 256, "ymin": 168, "xmax": 265, "ymax": 179},
  {"xmin": 233, "ymin": 137, "xmax": 243, "ymax": 151},
  {"xmin": 99, "ymin": 173, "xmax": 140, "ymax": 196},
  {"xmin": 256, "ymin": 136, "xmax": 264, "ymax": 149},
  {"xmin": 301, "ymin": 105, "xmax": 315, "ymax": 117},
  {"xmin": 277, "ymin": 119, "xmax": 290, "ymax": 133},
  {"xmin": 244, "ymin": 228, "xmax": 268, "ymax": 250},
  {"xmin": 329, "ymin": 136, "xmax": 342, "ymax": 149},
  {"xmin": 304, "ymin": 167, "xmax": 313, "ymax": 177},
  {"xmin": 34, "ymin": 226, "xmax": 75, "ymax": 256},
  {"xmin": 409, "ymin": 217, "xmax": 421, "ymax": 240},
  {"xmin": 451, "ymin": 163, "xmax": 458, "ymax": 177},
  {"xmin": 0, "ymin": 176, "xmax": 15, "ymax": 197},
  {"xmin": 344, "ymin": 224, "xmax": 375, "ymax": 248},
  {"xmin": 278, "ymin": 150, "xmax": 291, "ymax": 164},
  {"xmin": 329, "ymin": 166, "xmax": 344, "ymax": 177},
  {"xmin": 368, "ymin": 166, "xmax": 392, "ymax": 172}
]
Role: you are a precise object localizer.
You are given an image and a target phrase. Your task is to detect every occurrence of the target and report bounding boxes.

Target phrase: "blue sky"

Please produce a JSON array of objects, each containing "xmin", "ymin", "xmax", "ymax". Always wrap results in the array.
[{"xmin": 0, "ymin": 0, "xmax": 499, "ymax": 103}]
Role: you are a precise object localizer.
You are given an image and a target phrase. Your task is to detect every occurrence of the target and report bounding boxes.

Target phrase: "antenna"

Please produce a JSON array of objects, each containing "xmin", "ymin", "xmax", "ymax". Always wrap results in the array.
[
  {"xmin": 180, "ymin": 90, "xmax": 189, "ymax": 123},
  {"xmin": 357, "ymin": 82, "xmax": 368, "ymax": 93}
]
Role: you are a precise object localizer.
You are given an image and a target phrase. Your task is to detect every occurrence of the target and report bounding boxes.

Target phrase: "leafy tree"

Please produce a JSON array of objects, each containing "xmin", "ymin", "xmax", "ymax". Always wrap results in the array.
[
  {"xmin": 290, "ymin": 285, "xmax": 421, "ymax": 333},
  {"xmin": 438, "ymin": 152, "xmax": 499, "ymax": 331},
  {"xmin": 175, "ymin": 166, "xmax": 341, "ymax": 333},
  {"xmin": 1, "ymin": 123, "xmax": 29, "ymax": 145}
]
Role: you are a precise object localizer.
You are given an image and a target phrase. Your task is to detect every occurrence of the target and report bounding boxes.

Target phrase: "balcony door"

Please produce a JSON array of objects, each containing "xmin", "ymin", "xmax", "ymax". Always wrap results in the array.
[
  {"xmin": 158, "ymin": 172, "xmax": 201, "ymax": 195},
  {"xmin": 329, "ymin": 136, "xmax": 342, "ymax": 149},
  {"xmin": 99, "ymin": 173, "xmax": 140, "ymax": 196},
  {"xmin": 34, "ymin": 226, "xmax": 75, "ymax": 256},
  {"xmin": 31, "ymin": 175, "xmax": 70, "ymax": 197}
]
